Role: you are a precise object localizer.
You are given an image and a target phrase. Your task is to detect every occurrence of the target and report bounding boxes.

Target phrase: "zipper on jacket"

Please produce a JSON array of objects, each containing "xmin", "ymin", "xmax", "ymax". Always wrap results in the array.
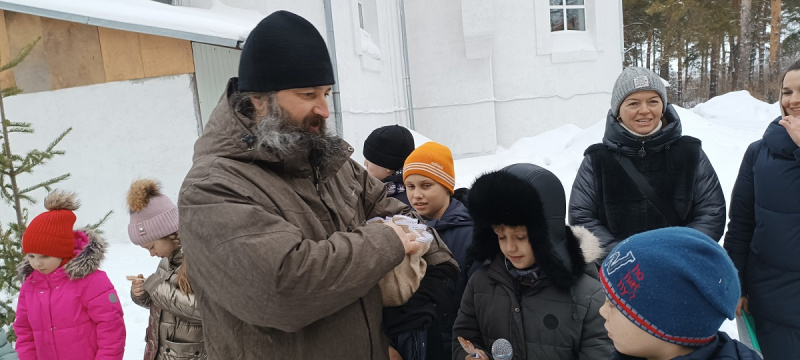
[{"xmin": 638, "ymin": 141, "xmax": 646, "ymax": 157}]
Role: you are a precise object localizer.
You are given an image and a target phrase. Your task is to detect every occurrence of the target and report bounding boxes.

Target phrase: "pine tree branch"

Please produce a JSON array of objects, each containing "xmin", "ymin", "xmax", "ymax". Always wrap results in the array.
[
  {"xmin": 18, "ymin": 174, "xmax": 71, "ymax": 195},
  {"xmin": 86, "ymin": 210, "xmax": 114, "ymax": 233},
  {"xmin": 45, "ymin": 127, "xmax": 71, "ymax": 153},
  {"xmin": 0, "ymin": 36, "xmax": 41, "ymax": 72},
  {"xmin": 1, "ymin": 87, "xmax": 21, "ymax": 97}
]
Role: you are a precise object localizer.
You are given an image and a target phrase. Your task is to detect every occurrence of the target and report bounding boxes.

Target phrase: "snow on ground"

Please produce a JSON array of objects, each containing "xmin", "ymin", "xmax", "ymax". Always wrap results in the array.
[{"xmin": 54, "ymin": 90, "xmax": 784, "ymax": 357}]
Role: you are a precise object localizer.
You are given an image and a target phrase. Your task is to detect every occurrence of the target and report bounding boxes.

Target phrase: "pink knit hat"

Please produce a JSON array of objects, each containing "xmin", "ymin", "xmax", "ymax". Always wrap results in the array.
[{"xmin": 127, "ymin": 179, "xmax": 179, "ymax": 246}]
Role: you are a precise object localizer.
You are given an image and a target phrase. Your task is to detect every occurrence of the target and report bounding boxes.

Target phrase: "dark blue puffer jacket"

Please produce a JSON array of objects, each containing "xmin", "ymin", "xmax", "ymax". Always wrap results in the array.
[
  {"xmin": 425, "ymin": 198, "xmax": 473, "ymax": 360},
  {"xmin": 426, "ymin": 198, "xmax": 473, "ymax": 272},
  {"xmin": 724, "ymin": 116, "xmax": 800, "ymax": 326}
]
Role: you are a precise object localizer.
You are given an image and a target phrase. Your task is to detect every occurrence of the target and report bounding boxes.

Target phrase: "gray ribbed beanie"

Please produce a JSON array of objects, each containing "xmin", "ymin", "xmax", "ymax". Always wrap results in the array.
[
  {"xmin": 127, "ymin": 179, "xmax": 179, "ymax": 246},
  {"xmin": 610, "ymin": 67, "xmax": 667, "ymax": 117}
]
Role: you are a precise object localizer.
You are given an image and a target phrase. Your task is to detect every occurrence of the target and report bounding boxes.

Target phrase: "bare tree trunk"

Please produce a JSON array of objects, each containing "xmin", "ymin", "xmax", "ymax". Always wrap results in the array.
[
  {"xmin": 660, "ymin": 40, "xmax": 670, "ymax": 83},
  {"xmin": 677, "ymin": 41, "xmax": 684, "ymax": 105},
  {"xmin": 701, "ymin": 43, "xmax": 708, "ymax": 80},
  {"xmin": 647, "ymin": 30, "xmax": 653, "ymax": 69},
  {"xmin": 757, "ymin": 1, "xmax": 769, "ymax": 95},
  {"xmin": 738, "ymin": 0, "xmax": 752, "ymax": 90},
  {"xmin": 710, "ymin": 38, "xmax": 719, "ymax": 98},
  {"xmin": 769, "ymin": 0, "xmax": 781, "ymax": 101},
  {"xmin": 653, "ymin": 32, "xmax": 658, "ymax": 72}
]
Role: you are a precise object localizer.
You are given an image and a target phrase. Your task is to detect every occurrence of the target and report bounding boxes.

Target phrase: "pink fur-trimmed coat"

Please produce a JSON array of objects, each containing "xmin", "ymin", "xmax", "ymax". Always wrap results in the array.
[{"xmin": 14, "ymin": 228, "xmax": 125, "ymax": 360}]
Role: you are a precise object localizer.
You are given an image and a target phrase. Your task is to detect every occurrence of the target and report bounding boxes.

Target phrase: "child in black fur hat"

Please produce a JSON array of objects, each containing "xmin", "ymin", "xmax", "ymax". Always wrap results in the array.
[{"xmin": 452, "ymin": 163, "xmax": 613, "ymax": 359}]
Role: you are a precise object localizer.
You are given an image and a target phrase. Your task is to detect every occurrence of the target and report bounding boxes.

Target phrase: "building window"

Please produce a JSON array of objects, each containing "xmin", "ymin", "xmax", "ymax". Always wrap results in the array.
[
  {"xmin": 358, "ymin": 3, "xmax": 364, "ymax": 29},
  {"xmin": 549, "ymin": 0, "xmax": 585, "ymax": 32}
]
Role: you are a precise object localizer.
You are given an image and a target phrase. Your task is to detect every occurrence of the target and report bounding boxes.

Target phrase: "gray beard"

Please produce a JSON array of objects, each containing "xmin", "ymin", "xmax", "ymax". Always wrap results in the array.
[{"xmin": 254, "ymin": 98, "xmax": 346, "ymax": 170}]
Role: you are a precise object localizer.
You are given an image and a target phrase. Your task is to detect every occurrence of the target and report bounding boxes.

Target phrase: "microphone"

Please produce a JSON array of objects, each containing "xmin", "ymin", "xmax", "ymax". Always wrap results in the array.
[{"xmin": 491, "ymin": 338, "xmax": 513, "ymax": 359}]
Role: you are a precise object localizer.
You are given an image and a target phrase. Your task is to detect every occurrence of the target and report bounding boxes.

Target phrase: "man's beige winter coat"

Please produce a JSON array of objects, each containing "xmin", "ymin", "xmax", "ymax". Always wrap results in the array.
[{"xmin": 178, "ymin": 79, "xmax": 453, "ymax": 359}]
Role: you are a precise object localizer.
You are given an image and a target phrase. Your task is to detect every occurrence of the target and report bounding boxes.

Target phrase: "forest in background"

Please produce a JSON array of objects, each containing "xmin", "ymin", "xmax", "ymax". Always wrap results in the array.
[{"xmin": 623, "ymin": 0, "xmax": 800, "ymax": 107}]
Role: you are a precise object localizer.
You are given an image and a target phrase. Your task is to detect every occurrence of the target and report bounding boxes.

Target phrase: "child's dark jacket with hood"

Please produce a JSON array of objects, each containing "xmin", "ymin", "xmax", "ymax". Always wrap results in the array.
[{"xmin": 453, "ymin": 163, "xmax": 613, "ymax": 359}]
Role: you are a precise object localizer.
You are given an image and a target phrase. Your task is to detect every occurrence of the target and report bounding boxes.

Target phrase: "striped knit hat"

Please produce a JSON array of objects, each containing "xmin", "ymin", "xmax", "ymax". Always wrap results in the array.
[
  {"xmin": 599, "ymin": 227, "xmax": 739, "ymax": 347},
  {"xmin": 403, "ymin": 142, "xmax": 455, "ymax": 194},
  {"xmin": 127, "ymin": 179, "xmax": 179, "ymax": 246}
]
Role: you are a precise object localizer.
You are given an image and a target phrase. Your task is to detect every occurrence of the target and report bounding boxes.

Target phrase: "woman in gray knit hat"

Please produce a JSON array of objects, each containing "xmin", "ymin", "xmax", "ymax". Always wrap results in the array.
[
  {"xmin": 126, "ymin": 179, "xmax": 206, "ymax": 359},
  {"xmin": 567, "ymin": 66, "xmax": 726, "ymax": 267}
]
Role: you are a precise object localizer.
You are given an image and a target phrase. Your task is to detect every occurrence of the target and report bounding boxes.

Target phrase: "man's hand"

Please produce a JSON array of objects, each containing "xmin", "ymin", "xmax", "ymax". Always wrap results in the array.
[
  {"xmin": 779, "ymin": 115, "xmax": 800, "ymax": 147},
  {"xmin": 388, "ymin": 345, "xmax": 403, "ymax": 360},
  {"xmin": 127, "ymin": 274, "xmax": 147, "ymax": 297},
  {"xmin": 383, "ymin": 221, "xmax": 420, "ymax": 255},
  {"xmin": 736, "ymin": 296, "xmax": 750, "ymax": 316}
]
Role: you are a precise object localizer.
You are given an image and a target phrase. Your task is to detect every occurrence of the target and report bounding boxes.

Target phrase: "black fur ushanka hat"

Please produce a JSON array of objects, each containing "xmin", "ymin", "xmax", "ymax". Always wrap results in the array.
[{"xmin": 467, "ymin": 163, "xmax": 587, "ymax": 290}]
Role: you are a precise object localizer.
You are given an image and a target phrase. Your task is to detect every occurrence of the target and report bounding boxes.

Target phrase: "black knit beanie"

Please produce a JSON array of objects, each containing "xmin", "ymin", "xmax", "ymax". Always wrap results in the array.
[
  {"xmin": 363, "ymin": 125, "xmax": 415, "ymax": 171},
  {"xmin": 238, "ymin": 11, "xmax": 335, "ymax": 92}
]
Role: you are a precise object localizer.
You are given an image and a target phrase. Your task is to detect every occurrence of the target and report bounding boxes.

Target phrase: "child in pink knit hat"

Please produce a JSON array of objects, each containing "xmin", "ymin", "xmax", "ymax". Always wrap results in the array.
[{"xmin": 126, "ymin": 179, "xmax": 205, "ymax": 359}]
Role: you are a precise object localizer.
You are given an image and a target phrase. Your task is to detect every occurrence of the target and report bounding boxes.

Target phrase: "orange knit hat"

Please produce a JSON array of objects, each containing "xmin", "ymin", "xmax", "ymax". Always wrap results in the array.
[
  {"xmin": 22, "ymin": 190, "xmax": 79, "ymax": 259},
  {"xmin": 403, "ymin": 141, "xmax": 455, "ymax": 194}
]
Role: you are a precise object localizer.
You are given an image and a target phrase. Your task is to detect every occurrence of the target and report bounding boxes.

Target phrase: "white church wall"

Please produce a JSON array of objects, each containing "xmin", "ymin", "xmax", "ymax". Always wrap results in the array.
[{"xmin": 404, "ymin": 0, "xmax": 498, "ymax": 156}]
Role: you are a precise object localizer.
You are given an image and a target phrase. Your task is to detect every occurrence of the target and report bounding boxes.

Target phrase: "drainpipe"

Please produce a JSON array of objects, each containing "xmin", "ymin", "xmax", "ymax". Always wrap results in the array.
[
  {"xmin": 398, "ymin": 0, "xmax": 415, "ymax": 130},
  {"xmin": 618, "ymin": 0, "xmax": 624, "ymax": 63},
  {"xmin": 323, "ymin": 0, "xmax": 344, "ymax": 136}
]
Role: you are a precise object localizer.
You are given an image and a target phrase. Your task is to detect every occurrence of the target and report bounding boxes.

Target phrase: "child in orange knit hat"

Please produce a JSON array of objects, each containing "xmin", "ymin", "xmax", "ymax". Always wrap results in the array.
[
  {"xmin": 14, "ymin": 190, "xmax": 125, "ymax": 360},
  {"xmin": 403, "ymin": 142, "xmax": 472, "ymax": 269},
  {"xmin": 402, "ymin": 141, "xmax": 475, "ymax": 360}
]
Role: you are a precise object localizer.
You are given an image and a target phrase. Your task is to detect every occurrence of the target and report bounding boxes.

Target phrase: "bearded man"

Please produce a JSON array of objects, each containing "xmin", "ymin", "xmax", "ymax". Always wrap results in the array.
[{"xmin": 177, "ymin": 10, "xmax": 456, "ymax": 359}]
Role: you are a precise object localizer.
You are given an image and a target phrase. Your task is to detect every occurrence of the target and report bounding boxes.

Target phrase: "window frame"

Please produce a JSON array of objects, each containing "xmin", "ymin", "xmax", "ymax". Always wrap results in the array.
[{"xmin": 548, "ymin": 0, "xmax": 587, "ymax": 32}]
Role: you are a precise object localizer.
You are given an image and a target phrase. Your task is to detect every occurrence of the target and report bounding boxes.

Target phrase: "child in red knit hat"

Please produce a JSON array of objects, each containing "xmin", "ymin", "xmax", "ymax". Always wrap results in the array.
[{"xmin": 14, "ymin": 190, "xmax": 125, "ymax": 360}]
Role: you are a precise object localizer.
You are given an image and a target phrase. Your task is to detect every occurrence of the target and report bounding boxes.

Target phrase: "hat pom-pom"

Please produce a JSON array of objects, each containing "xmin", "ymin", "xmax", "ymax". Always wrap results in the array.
[
  {"xmin": 44, "ymin": 190, "xmax": 80, "ymax": 211},
  {"xmin": 127, "ymin": 179, "xmax": 162, "ymax": 213}
]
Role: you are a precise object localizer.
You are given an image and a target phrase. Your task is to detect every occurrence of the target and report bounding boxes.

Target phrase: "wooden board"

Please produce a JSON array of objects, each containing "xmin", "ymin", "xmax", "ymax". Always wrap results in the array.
[
  {"xmin": 41, "ymin": 17, "xmax": 105, "ymax": 90},
  {"xmin": 140, "ymin": 34, "xmax": 194, "ymax": 78},
  {"xmin": 0, "ymin": 10, "xmax": 17, "ymax": 91},
  {"xmin": 98, "ymin": 26, "xmax": 144, "ymax": 82},
  {"xmin": 5, "ymin": 12, "xmax": 49, "ymax": 93}
]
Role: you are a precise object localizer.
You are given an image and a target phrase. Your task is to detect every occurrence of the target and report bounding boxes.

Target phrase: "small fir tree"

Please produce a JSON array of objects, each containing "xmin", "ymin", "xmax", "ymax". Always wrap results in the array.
[{"xmin": 0, "ymin": 37, "xmax": 73, "ymax": 339}]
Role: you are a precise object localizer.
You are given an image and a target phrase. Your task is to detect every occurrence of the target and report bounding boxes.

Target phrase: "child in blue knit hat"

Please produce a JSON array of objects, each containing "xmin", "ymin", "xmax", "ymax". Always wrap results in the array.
[{"xmin": 599, "ymin": 227, "xmax": 761, "ymax": 359}]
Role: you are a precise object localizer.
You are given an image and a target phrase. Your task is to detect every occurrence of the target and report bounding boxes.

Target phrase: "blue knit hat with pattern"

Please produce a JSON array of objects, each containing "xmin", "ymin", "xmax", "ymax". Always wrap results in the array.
[{"xmin": 599, "ymin": 227, "xmax": 739, "ymax": 346}]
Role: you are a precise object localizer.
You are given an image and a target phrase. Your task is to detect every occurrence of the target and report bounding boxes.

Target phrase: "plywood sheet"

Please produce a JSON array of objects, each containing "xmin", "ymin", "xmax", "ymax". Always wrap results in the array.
[
  {"xmin": 5, "ymin": 12, "xmax": 49, "ymax": 93},
  {"xmin": 41, "ymin": 17, "xmax": 105, "ymax": 90},
  {"xmin": 140, "ymin": 34, "xmax": 194, "ymax": 78},
  {"xmin": 98, "ymin": 27, "xmax": 144, "ymax": 82},
  {"xmin": 0, "ymin": 10, "xmax": 17, "ymax": 91}
]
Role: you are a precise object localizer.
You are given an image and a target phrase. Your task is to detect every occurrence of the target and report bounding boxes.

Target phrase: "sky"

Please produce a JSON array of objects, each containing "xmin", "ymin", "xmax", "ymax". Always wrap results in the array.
[{"xmin": 95, "ymin": 89, "xmax": 780, "ymax": 357}]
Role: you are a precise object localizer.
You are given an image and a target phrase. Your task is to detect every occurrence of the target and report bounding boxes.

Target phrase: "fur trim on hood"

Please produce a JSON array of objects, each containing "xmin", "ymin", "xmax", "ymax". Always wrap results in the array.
[
  {"xmin": 468, "ymin": 163, "xmax": 600, "ymax": 290},
  {"xmin": 18, "ymin": 227, "xmax": 108, "ymax": 281}
]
